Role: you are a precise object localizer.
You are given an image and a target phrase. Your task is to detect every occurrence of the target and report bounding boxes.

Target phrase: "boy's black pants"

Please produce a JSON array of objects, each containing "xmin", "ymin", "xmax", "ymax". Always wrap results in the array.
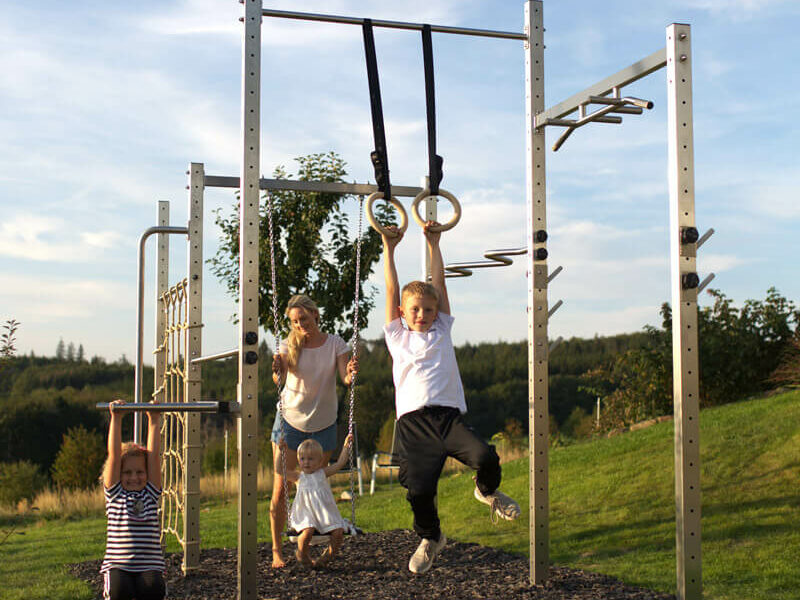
[{"xmin": 396, "ymin": 405, "xmax": 501, "ymax": 541}]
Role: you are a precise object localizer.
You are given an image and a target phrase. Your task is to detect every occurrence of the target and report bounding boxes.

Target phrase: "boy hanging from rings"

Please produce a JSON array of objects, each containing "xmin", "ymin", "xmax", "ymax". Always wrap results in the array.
[{"xmin": 380, "ymin": 217, "xmax": 521, "ymax": 575}]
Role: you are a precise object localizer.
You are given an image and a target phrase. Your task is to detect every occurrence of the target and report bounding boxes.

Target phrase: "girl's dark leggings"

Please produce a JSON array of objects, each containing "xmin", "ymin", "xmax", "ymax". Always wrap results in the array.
[{"xmin": 103, "ymin": 569, "xmax": 165, "ymax": 600}]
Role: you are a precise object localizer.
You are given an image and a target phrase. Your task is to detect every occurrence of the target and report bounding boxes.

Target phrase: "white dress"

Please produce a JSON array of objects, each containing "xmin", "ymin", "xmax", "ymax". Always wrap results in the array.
[{"xmin": 289, "ymin": 469, "xmax": 345, "ymax": 534}]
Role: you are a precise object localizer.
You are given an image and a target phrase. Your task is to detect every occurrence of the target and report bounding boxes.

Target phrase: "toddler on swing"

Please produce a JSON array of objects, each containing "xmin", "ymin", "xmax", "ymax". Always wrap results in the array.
[
  {"xmin": 277, "ymin": 433, "xmax": 354, "ymax": 567},
  {"xmin": 381, "ymin": 220, "xmax": 521, "ymax": 575}
]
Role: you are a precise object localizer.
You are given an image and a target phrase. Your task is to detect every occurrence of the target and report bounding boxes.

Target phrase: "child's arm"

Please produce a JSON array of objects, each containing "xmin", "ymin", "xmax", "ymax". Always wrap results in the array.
[
  {"xmin": 425, "ymin": 221, "xmax": 451, "ymax": 315},
  {"xmin": 103, "ymin": 399, "xmax": 124, "ymax": 489},
  {"xmin": 276, "ymin": 440, "xmax": 300, "ymax": 483},
  {"xmin": 145, "ymin": 404, "xmax": 162, "ymax": 488},
  {"xmin": 382, "ymin": 227, "xmax": 404, "ymax": 324},
  {"xmin": 323, "ymin": 434, "xmax": 354, "ymax": 477}
]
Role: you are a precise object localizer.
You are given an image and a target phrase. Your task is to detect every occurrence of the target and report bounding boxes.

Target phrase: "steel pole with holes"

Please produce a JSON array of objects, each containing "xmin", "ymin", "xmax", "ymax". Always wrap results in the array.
[
  {"xmin": 238, "ymin": 2, "xmax": 261, "ymax": 598},
  {"xmin": 667, "ymin": 24, "xmax": 702, "ymax": 600},
  {"xmin": 183, "ymin": 163, "xmax": 204, "ymax": 573},
  {"xmin": 525, "ymin": 0, "xmax": 549, "ymax": 584}
]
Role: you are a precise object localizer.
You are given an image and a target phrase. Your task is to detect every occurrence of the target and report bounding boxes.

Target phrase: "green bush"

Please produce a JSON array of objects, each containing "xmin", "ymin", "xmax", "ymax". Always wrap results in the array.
[
  {"xmin": 0, "ymin": 460, "xmax": 47, "ymax": 506},
  {"xmin": 50, "ymin": 425, "xmax": 106, "ymax": 489}
]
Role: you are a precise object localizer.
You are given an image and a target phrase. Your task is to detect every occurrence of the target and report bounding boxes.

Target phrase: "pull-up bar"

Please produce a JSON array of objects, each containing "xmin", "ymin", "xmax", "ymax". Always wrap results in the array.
[
  {"xmin": 96, "ymin": 401, "xmax": 235, "ymax": 414},
  {"xmin": 260, "ymin": 8, "xmax": 528, "ymax": 41}
]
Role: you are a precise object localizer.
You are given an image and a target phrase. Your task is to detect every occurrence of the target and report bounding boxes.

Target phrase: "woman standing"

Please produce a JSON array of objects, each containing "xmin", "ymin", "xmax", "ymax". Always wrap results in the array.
[{"xmin": 269, "ymin": 294, "xmax": 358, "ymax": 568}]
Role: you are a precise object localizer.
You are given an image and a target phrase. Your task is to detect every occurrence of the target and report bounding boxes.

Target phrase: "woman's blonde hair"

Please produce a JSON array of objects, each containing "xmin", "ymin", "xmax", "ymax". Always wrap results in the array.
[
  {"xmin": 101, "ymin": 442, "xmax": 148, "ymax": 484},
  {"xmin": 285, "ymin": 294, "xmax": 320, "ymax": 370}
]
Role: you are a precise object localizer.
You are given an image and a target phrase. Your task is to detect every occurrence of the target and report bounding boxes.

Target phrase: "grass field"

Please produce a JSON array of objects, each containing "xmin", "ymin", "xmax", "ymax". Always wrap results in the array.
[{"xmin": 1, "ymin": 390, "xmax": 798, "ymax": 599}]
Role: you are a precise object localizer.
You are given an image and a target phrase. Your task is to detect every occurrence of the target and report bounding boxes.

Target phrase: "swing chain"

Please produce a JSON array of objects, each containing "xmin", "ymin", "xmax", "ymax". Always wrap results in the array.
[
  {"xmin": 265, "ymin": 190, "xmax": 293, "ymax": 525},
  {"xmin": 347, "ymin": 194, "xmax": 364, "ymax": 526}
]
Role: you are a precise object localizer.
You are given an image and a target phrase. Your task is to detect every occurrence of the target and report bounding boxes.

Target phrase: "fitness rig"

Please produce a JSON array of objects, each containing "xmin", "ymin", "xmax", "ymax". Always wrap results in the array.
[{"xmin": 98, "ymin": 3, "xmax": 714, "ymax": 599}]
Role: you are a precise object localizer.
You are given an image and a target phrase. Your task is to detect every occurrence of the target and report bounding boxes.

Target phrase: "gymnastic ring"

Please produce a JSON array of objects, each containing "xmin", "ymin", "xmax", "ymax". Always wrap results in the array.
[
  {"xmin": 411, "ymin": 188, "xmax": 462, "ymax": 232},
  {"xmin": 365, "ymin": 192, "xmax": 408, "ymax": 237}
]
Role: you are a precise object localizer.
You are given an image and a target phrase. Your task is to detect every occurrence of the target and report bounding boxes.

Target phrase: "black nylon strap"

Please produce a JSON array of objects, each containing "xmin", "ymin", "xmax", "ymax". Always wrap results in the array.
[
  {"xmin": 362, "ymin": 19, "xmax": 390, "ymax": 199},
  {"xmin": 422, "ymin": 24, "xmax": 443, "ymax": 196}
]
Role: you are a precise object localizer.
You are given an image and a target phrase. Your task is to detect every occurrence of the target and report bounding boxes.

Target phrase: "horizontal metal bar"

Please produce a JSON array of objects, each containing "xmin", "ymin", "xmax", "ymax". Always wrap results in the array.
[
  {"xmin": 96, "ymin": 401, "xmax": 232, "ymax": 414},
  {"xmin": 261, "ymin": 8, "xmax": 527, "ymax": 41},
  {"xmin": 536, "ymin": 48, "xmax": 667, "ymax": 125},
  {"xmin": 191, "ymin": 349, "xmax": 238, "ymax": 365},
  {"xmin": 204, "ymin": 175, "xmax": 423, "ymax": 197},
  {"xmin": 545, "ymin": 115, "xmax": 623, "ymax": 127},
  {"xmin": 445, "ymin": 247, "xmax": 526, "ymax": 278},
  {"xmin": 588, "ymin": 95, "xmax": 653, "ymax": 110},
  {"xmin": 697, "ymin": 227, "xmax": 715, "ymax": 249},
  {"xmin": 697, "ymin": 273, "xmax": 715, "ymax": 294}
]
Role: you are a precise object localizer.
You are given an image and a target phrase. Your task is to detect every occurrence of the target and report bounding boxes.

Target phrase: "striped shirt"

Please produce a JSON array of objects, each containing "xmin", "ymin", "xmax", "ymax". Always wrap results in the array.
[{"xmin": 100, "ymin": 482, "xmax": 165, "ymax": 573}]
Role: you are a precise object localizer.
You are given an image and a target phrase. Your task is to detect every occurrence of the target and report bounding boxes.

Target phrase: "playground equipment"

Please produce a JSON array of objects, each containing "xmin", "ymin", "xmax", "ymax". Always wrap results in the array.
[{"xmin": 103, "ymin": 3, "xmax": 715, "ymax": 599}]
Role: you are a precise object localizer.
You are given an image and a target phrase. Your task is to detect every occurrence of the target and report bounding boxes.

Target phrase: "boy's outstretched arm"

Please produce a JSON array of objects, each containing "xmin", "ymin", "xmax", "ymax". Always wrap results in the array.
[
  {"xmin": 425, "ymin": 222, "xmax": 451, "ymax": 315},
  {"xmin": 104, "ymin": 399, "xmax": 124, "ymax": 488},
  {"xmin": 382, "ymin": 227, "xmax": 403, "ymax": 324}
]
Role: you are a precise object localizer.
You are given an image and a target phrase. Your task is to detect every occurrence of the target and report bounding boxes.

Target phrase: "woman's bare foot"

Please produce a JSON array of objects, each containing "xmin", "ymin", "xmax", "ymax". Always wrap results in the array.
[
  {"xmin": 271, "ymin": 548, "xmax": 286, "ymax": 568},
  {"xmin": 295, "ymin": 549, "xmax": 313, "ymax": 567},
  {"xmin": 313, "ymin": 546, "xmax": 334, "ymax": 568}
]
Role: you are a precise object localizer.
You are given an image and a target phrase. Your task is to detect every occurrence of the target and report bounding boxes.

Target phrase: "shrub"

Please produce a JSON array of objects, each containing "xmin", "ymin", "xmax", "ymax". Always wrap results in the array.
[
  {"xmin": 51, "ymin": 425, "xmax": 106, "ymax": 489},
  {"xmin": 0, "ymin": 460, "xmax": 47, "ymax": 506}
]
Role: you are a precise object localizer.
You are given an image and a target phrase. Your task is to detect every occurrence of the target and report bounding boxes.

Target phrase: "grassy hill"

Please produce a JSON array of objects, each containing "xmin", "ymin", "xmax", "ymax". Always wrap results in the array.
[{"xmin": 2, "ymin": 390, "xmax": 798, "ymax": 599}]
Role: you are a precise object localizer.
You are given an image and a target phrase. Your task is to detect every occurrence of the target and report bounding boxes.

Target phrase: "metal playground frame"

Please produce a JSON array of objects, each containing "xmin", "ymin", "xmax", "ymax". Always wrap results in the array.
[{"xmin": 110, "ymin": 3, "xmax": 710, "ymax": 599}]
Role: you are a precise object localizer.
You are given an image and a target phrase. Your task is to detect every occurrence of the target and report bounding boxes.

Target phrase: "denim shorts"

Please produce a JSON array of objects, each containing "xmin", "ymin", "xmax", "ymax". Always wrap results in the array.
[{"xmin": 270, "ymin": 412, "xmax": 337, "ymax": 452}]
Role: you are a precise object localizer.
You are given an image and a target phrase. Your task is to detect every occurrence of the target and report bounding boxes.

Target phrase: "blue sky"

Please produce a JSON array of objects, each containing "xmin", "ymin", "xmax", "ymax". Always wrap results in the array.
[{"xmin": 1, "ymin": 0, "xmax": 798, "ymax": 363}]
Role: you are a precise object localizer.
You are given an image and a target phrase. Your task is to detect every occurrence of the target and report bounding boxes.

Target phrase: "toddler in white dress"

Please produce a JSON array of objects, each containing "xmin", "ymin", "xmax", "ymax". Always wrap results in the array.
[{"xmin": 279, "ymin": 433, "xmax": 353, "ymax": 567}]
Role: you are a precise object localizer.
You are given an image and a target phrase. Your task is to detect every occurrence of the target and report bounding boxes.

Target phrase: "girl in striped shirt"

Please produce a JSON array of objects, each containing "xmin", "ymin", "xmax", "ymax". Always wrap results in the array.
[{"xmin": 100, "ymin": 399, "xmax": 165, "ymax": 600}]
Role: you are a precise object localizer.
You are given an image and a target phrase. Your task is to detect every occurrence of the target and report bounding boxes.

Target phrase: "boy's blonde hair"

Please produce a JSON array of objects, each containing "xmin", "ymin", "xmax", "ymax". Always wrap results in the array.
[
  {"xmin": 285, "ymin": 294, "xmax": 320, "ymax": 370},
  {"xmin": 297, "ymin": 438, "xmax": 323, "ymax": 459},
  {"xmin": 101, "ymin": 442, "xmax": 148, "ymax": 484},
  {"xmin": 401, "ymin": 281, "xmax": 439, "ymax": 305}
]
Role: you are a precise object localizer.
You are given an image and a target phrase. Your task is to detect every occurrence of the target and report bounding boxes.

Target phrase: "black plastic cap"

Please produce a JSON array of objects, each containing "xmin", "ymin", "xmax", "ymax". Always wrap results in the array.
[
  {"xmin": 682, "ymin": 272, "xmax": 700, "ymax": 289},
  {"xmin": 680, "ymin": 227, "xmax": 699, "ymax": 244},
  {"xmin": 244, "ymin": 331, "xmax": 258, "ymax": 345},
  {"xmin": 535, "ymin": 229, "xmax": 548, "ymax": 243},
  {"xmin": 534, "ymin": 248, "xmax": 548, "ymax": 261},
  {"xmin": 244, "ymin": 351, "xmax": 258, "ymax": 365}
]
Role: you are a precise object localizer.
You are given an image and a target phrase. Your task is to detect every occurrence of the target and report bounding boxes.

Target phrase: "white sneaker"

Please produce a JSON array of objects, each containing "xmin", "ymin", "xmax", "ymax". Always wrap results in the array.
[
  {"xmin": 474, "ymin": 484, "xmax": 521, "ymax": 522},
  {"xmin": 408, "ymin": 533, "xmax": 447, "ymax": 574}
]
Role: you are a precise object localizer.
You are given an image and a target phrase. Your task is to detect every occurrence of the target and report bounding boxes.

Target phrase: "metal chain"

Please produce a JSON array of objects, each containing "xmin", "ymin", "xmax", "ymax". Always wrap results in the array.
[
  {"xmin": 265, "ymin": 190, "xmax": 292, "ymax": 527},
  {"xmin": 347, "ymin": 195, "xmax": 364, "ymax": 526}
]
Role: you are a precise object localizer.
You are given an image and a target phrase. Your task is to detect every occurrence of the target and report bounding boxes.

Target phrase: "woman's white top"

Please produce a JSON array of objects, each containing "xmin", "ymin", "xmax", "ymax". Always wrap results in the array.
[
  {"xmin": 289, "ymin": 469, "xmax": 345, "ymax": 534},
  {"xmin": 279, "ymin": 333, "xmax": 349, "ymax": 432}
]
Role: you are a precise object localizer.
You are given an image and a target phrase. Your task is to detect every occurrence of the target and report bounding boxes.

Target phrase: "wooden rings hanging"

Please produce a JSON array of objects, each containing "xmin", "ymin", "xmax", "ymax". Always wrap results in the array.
[
  {"xmin": 365, "ymin": 192, "xmax": 409, "ymax": 237},
  {"xmin": 411, "ymin": 188, "xmax": 462, "ymax": 232}
]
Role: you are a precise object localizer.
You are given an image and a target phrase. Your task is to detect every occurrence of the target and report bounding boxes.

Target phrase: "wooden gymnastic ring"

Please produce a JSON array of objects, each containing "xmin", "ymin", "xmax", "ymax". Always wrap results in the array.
[
  {"xmin": 411, "ymin": 188, "xmax": 462, "ymax": 232},
  {"xmin": 365, "ymin": 192, "xmax": 408, "ymax": 237}
]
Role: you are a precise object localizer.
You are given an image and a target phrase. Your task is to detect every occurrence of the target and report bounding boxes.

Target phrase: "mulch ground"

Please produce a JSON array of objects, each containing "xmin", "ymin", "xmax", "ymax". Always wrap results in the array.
[{"xmin": 69, "ymin": 529, "xmax": 676, "ymax": 600}]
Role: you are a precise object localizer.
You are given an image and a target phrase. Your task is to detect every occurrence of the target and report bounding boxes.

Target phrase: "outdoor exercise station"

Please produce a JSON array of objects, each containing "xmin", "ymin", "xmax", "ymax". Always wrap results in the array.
[{"xmin": 97, "ymin": 2, "xmax": 711, "ymax": 599}]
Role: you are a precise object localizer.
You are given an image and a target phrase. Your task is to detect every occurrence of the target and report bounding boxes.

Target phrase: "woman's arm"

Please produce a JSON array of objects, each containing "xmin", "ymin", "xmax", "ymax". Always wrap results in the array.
[
  {"xmin": 323, "ymin": 434, "xmax": 354, "ymax": 478},
  {"xmin": 103, "ymin": 399, "xmax": 124, "ymax": 488}
]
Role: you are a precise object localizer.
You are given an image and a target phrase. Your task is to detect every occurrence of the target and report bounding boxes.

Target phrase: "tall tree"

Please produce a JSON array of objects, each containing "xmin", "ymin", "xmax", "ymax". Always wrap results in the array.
[
  {"xmin": 66, "ymin": 342, "xmax": 75, "ymax": 362},
  {"xmin": 55, "ymin": 338, "xmax": 65, "ymax": 361},
  {"xmin": 209, "ymin": 152, "xmax": 395, "ymax": 340},
  {"xmin": 77, "ymin": 344, "xmax": 85, "ymax": 362}
]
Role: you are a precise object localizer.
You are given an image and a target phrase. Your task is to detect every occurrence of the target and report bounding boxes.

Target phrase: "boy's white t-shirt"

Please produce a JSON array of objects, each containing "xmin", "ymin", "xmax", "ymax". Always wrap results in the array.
[
  {"xmin": 279, "ymin": 333, "xmax": 349, "ymax": 432},
  {"xmin": 383, "ymin": 312, "xmax": 467, "ymax": 419}
]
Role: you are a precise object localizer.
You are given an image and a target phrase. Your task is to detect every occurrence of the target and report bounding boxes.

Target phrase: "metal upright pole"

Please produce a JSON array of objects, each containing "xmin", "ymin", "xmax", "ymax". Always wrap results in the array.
[
  {"xmin": 154, "ymin": 201, "xmax": 169, "ymax": 407},
  {"xmin": 525, "ymin": 0, "xmax": 549, "ymax": 585},
  {"xmin": 238, "ymin": 1, "xmax": 261, "ymax": 598},
  {"xmin": 666, "ymin": 23, "xmax": 702, "ymax": 600},
  {"xmin": 183, "ymin": 162, "xmax": 204, "ymax": 572}
]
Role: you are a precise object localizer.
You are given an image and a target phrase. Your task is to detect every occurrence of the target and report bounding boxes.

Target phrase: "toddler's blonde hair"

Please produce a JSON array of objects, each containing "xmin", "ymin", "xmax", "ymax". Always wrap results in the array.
[{"xmin": 297, "ymin": 438, "xmax": 324, "ymax": 461}]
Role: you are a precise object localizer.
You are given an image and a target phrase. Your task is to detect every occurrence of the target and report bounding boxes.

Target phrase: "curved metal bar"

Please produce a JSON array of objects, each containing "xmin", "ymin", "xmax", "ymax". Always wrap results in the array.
[
  {"xmin": 445, "ymin": 247, "xmax": 526, "ymax": 278},
  {"xmin": 134, "ymin": 225, "xmax": 188, "ymax": 443}
]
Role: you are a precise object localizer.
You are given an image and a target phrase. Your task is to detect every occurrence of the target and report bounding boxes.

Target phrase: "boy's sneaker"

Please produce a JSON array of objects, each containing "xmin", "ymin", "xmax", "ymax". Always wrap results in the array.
[
  {"xmin": 408, "ymin": 533, "xmax": 447, "ymax": 574},
  {"xmin": 474, "ymin": 482, "xmax": 521, "ymax": 522}
]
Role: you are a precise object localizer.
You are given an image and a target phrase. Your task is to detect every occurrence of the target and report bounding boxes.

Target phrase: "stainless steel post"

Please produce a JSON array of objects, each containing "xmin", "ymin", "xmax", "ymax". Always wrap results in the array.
[
  {"xmin": 667, "ymin": 23, "xmax": 702, "ymax": 600},
  {"xmin": 238, "ymin": 1, "xmax": 261, "ymax": 597},
  {"xmin": 525, "ymin": 0, "xmax": 549, "ymax": 585}
]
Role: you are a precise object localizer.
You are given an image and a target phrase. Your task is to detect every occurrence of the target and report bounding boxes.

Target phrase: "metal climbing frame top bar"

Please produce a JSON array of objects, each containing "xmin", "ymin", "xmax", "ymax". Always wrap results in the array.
[
  {"xmin": 261, "ymin": 8, "xmax": 528, "ymax": 41},
  {"xmin": 535, "ymin": 48, "xmax": 667, "ymax": 126},
  {"xmin": 204, "ymin": 175, "xmax": 423, "ymax": 197}
]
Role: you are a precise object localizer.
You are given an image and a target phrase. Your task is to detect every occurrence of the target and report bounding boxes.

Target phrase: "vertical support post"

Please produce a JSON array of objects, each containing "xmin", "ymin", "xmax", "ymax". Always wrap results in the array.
[
  {"xmin": 667, "ymin": 23, "xmax": 702, "ymax": 600},
  {"xmin": 238, "ymin": 2, "xmax": 261, "ymax": 598},
  {"xmin": 183, "ymin": 163, "xmax": 204, "ymax": 573},
  {"xmin": 420, "ymin": 176, "xmax": 437, "ymax": 281},
  {"xmin": 154, "ymin": 201, "xmax": 169, "ymax": 406},
  {"xmin": 525, "ymin": 0, "xmax": 549, "ymax": 585}
]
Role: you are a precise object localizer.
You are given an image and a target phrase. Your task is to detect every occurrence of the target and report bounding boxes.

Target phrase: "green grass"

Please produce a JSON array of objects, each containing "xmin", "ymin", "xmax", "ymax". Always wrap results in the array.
[{"xmin": 2, "ymin": 390, "xmax": 798, "ymax": 599}]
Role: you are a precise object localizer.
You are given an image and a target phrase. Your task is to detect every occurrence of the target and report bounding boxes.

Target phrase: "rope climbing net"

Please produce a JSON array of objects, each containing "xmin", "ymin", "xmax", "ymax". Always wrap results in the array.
[{"xmin": 156, "ymin": 278, "xmax": 191, "ymax": 551}]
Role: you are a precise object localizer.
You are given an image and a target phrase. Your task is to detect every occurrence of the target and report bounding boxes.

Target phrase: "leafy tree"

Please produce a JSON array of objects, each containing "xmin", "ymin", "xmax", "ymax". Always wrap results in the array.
[
  {"xmin": 51, "ymin": 425, "xmax": 106, "ymax": 489},
  {"xmin": 770, "ymin": 330, "xmax": 800, "ymax": 388},
  {"xmin": 208, "ymin": 151, "xmax": 395, "ymax": 341},
  {"xmin": 0, "ymin": 461, "xmax": 47, "ymax": 506},
  {"xmin": 1, "ymin": 319, "xmax": 20, "ymax": 376}
]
